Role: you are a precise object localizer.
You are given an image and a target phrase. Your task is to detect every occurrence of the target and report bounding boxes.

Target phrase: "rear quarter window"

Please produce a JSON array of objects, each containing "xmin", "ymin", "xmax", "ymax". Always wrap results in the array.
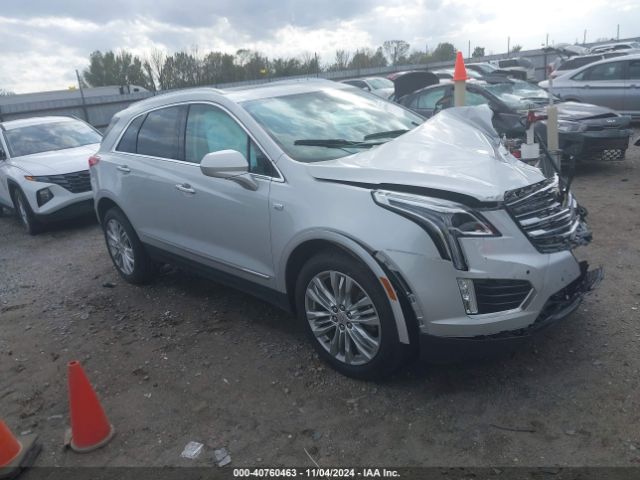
[{"xmin": 116, "ymin": 115, "xmax": 144, "ymax": 153}]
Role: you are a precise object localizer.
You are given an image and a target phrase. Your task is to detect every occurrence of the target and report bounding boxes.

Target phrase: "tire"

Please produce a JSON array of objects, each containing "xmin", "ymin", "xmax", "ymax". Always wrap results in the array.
[
  {"xmin": 102, "ymin": 207, "xmax": 155, "ymax": 284},
  {"xmin": 295, "ymin": 250, "xmax": 407, "ymax": 380},
  {"xmin": 12, "ymin": 188, "xmax": 42, "ymax": 235}
]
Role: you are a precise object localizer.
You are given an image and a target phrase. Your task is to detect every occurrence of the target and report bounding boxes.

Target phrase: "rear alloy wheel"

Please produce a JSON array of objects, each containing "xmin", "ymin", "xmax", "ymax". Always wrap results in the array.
[
  {"xmin": 12, "ymin": 189, "xmax": 41, "ymax": 235},
  {"xmin": 102, "ymin": 208, "xmax": 155, "ymax": 284},
  {"xmin": 296, "ymin": 251, "xmax": 406, "ymax": 380}
]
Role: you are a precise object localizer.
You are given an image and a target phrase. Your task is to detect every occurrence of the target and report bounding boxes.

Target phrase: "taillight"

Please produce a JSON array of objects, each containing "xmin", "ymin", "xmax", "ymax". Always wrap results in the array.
[{"xmin": 88, "ymin": 155, "xmax": 100, "ymax": 167}]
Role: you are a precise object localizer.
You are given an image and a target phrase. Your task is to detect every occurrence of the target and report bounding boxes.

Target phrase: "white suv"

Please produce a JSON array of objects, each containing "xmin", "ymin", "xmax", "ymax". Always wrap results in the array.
[
  {"xmin": 0, "ymin": 116, "xmax": 101, "ymax": 234},
  {"xmin": 91, "ymin": 79, "xmax": 601, "ymax": 379}
]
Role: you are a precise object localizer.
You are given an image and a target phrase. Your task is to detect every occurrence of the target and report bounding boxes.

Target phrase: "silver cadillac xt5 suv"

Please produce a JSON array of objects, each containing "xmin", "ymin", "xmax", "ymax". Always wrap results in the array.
[{"xmin": 91, "ymin": 79, "xmax": 601, "ymax": 379}]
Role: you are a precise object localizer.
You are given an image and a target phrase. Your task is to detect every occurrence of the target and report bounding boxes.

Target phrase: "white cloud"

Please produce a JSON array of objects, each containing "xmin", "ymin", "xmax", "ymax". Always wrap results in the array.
[{"xmin": 1, "ymin": 0, "xmax": 639, "ymax": 93}]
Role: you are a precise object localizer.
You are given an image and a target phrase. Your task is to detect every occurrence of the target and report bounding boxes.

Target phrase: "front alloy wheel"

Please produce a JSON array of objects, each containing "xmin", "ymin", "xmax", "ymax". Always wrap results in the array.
[
  {"xmin": 296, "ymin": 250, "xmax": 407, "ymax": 380},
  {"xmin": 305, "ymin": 271, "xmax": 381, "ymax": 365}
]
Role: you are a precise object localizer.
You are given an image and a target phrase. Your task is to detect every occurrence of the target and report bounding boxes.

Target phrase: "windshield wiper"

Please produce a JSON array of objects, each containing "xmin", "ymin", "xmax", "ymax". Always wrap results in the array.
[
  {"xmin": 293, "ymin": 139, "xmax": 384, "ymax": 149},
  {"xmin": 363, "ymin": 129, "xmax": 409, "ymax": 141}
]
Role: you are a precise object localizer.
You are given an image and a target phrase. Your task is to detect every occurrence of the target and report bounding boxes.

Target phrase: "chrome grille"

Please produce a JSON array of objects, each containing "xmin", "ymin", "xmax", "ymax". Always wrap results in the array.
[
  {"xmin": 504, "ymin": 177, "xmax": 590, "ymax": 253},
  {"xmin": 34, "ymin": 170, "xmax": 91, "ymax": 194}
]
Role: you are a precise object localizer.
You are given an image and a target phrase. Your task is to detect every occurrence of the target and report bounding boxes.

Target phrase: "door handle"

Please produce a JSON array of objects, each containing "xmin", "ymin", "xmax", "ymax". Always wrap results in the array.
[
  {"xmin": 116, "ymin": 165, "xmax": 131, "ymax": 173},
  {"xmin": 175, "ymin": 183, "xmax": 196, "ymax": 194}
]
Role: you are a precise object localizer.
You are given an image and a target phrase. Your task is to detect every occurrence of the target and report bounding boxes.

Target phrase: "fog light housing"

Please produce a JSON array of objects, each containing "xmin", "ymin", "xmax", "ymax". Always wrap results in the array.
[
  {"xmin": 457, "ymin": 278, "xmax": 478, "ymax": 314},
  {"xmin": 37, "ymin": 188, "xmax": 53, "ymax": 206}
]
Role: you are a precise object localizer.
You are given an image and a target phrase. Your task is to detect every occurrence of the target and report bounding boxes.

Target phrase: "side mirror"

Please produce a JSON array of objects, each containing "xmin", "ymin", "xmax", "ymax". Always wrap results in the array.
[
  {"xmin": 0, "ymin": 148, "xmax": 6, "ymax": 161},
  {"xmin": 200, "ymin": 150, "xmax": 258, "ymax": 191},
  {"xmin": 364, "ymin": 86, "xmax": 371, "ymax": 91}
]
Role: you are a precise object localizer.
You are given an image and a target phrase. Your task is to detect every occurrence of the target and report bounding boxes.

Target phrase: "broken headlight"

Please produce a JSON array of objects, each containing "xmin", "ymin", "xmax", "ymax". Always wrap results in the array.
[{"xmin": 372, "ymin": 190, "xmax": 500, "ymax": 270}]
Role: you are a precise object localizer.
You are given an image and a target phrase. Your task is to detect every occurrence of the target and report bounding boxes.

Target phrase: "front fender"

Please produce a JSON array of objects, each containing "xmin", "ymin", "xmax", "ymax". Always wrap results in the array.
[{"xmin": 277, "ymin": 228, "xmax": 411, "ymax": 344}]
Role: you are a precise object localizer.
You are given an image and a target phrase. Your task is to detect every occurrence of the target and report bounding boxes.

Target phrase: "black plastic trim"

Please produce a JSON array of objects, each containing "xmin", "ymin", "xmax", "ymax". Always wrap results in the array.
[{"xmin": 144, "ymin": 244, "xmax": 292, "ymax": 313}]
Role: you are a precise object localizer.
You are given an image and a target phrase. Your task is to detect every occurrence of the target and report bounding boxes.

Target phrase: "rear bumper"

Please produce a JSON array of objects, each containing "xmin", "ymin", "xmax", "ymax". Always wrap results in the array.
[{"xmin": 418, "ymin": 263, "xmax": 603, "ymax": 363}]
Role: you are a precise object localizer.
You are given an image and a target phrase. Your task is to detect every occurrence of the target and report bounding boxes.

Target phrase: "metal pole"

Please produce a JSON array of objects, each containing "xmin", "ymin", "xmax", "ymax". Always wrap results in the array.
[
  {"xmin": 75, "ymin": 69, "xmax": 89, "ymax": 123},
  {"xmin": 468, "ymin": 40, "xmax": 471, "ymax": 59},
  {"xmin": 547, "ymin": 75, "xmax": 560, "ymax": 172},
  {"xmin": 617, "ymin": 24, "xmax": 620, "ymax": 40},
  {"xmin": 546, "ymin": 33, "xmax": 549, "ymax": 47},
  {"xmin": 507, "ymin": 36, "xmax": 510, "ymax": 57},
  {"xmin": 583, "ymin": 30, "xmax": 587, "ymax": 45}
]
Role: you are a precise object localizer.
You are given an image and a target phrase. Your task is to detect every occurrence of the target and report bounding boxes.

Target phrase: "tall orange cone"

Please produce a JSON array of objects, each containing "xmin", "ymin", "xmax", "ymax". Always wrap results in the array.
[
  {"xmin": 453, "ymin": 51, "xmax": 468, "ymax": 82},
  {"xmin": 66, "ymin": 361, "xmax": 115, "ymax": 452},
  {"xmin": 453, "ymin": 51, "xmax": 468, "ymax": 107},
  {"xmin": 0, "ymin": 420, "xmax": 40, "ymax": 479}
]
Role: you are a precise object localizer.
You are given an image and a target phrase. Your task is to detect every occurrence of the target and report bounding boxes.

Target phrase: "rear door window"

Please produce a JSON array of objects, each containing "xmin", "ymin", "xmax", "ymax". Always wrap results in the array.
[
  {"xmin": 413, "ymin": 88, "xmax": 447, "ymax": 109},
  {"xmin": 574, "ymin": 61, "xmax": 625, "ymax": 81},
  {"xmin": 137, "ymin": 106, "xmax": 186, "ymax": 160},
  {"xmin": 626, "ymin": 60, "xmax": 640, "ymax": 80}
]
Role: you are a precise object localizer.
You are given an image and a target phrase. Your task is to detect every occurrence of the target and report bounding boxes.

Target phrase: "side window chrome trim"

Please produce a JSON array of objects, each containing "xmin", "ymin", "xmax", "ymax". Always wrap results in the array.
[{"xmin": 111, "ymin": 100, "xmax": 285, "ymax": 183}]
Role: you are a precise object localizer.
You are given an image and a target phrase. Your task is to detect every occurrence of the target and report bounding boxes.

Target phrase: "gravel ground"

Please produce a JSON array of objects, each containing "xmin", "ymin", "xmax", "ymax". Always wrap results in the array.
[{"xmin": 1, "ymin": 137, "xmax": 639, "ymax": 472}]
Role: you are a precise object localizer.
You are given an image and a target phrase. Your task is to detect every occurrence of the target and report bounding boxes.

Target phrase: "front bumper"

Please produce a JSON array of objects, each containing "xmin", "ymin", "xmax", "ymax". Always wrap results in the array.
[
  {"xmin": 560, "ymin": 129, "xmax": 633, "ymax": 162},
  {"xmin": 418, "ymin": 262, "xmax": 603, "ymax": 363},
  {"xmin": 34, "ymin": 199, "xmax": 95, "ymax": 223}
]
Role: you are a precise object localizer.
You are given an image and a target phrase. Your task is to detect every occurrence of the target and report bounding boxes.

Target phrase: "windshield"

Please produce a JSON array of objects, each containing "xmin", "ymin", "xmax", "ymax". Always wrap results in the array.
[
  {"xmin": 242, "ymin": 88, "xmax": 423, "ymax": 162},
  {"xmin": 4, "ymin": 120, "xmax": 102, "ymax": 157},
  {"xmin": 483, "ymin": 80, "xmax": 551, "ymax": 110},
  {"xmin": 367, "ymin": 78, "xmax": 393, "ymax": 89}
]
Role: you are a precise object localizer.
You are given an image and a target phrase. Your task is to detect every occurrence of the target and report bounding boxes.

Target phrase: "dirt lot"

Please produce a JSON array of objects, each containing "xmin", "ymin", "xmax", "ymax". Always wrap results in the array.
[{"xmin": 1, "ymin": 141, "xmax": 639, "ymax": 472}]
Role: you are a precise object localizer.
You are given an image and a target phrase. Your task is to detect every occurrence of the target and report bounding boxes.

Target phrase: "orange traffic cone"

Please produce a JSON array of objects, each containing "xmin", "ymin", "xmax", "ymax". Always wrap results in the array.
[
  {"xmin": 66, "ymin": 360, "xmax": 115, "ymax": 453},
  {"xmin": 453, "ymin": 51, "xmax": 468, "ymax": 81},
  {"xmin": 0, "ymin": 420, "xmax": 40, "ymax": 480}
]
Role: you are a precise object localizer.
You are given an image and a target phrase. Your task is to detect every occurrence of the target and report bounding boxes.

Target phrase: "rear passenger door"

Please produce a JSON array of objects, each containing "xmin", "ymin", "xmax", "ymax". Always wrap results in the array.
[
  {"xmin": 624, "ymin": 59, "xmax": 640, "ymax": 115},
  {"xmin": 111, "ymin": 104, "xmax": 190, "ymax": 248},
  {"xmin": 571, "ymin": 61, "xmax": 626, "ymax": 110}
]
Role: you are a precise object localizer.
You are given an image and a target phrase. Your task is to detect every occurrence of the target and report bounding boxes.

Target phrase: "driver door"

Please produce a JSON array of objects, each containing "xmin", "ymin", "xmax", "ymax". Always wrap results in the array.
[{"xmin": 171, "ymin": 103, "xmax": 277, "ymax": 283}]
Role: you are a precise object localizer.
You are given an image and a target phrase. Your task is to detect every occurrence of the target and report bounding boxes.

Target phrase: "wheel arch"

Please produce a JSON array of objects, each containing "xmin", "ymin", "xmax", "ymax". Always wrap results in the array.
[
  {"xmin": 281, "ymin": 231, "xmax": 412, "ymax": 344},
  {"xmin": 96, "ymin": 195, "xmax": 124, "ymax": 225}
]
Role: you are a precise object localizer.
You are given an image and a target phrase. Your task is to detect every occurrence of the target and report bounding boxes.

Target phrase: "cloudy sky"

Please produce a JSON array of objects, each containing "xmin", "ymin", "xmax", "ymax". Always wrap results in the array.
[{"xmin": 2, "ymin": 0, "xmax": 639, "ymax": 93}]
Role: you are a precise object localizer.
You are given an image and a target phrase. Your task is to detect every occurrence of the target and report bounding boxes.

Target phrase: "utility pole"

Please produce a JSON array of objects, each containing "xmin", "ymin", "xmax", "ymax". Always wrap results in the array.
[
  {"xmin": 468, "ymin": 40, "xmax": 471, "ymax": 59},
  {"xmin": 617, "ymin": 24, "xmax": 620, "ymax": 40},
  {"xmin": 546, "ymin": 33, "xmax": 549, "ymax": 47},
  {"xmin": 507, "ymin": 36, "xmax": 510, "ymax": 57},
  {"xmin": 75, "ymin": 69, "xmax": 89, "ymax": 123},
  {"xmin": 583, "ymin": 29, "xmax": 587, "ymax": 45}
]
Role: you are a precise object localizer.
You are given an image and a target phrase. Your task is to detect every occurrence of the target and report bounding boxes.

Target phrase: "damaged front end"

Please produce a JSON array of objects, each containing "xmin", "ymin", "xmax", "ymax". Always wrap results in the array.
[{"xmin": 503, "ymin": 175, "xmax": 593, "ymax": 253}]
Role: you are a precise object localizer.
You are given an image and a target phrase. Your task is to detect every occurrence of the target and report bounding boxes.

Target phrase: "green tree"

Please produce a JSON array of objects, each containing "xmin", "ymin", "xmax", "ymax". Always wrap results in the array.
[
  {"xmin": 0, "ymin": 89, "xmax": 15, "ymax": 96},
  {"xmin": 83, "ymin": 50, "xmax": 154, "ymax": 90},
  {"xmin": 383, "ymin": 40, "xmax": 410, "ymax": 65},
  {"xmin": 406, "ymin": 50, "xmax": 430, "ymax": 64},
  {"xmin": 472, "ymin": 46, "xmax": 485, "ymax": 58},
  {"xmin": 511, "ymin": 44, "xmax": 523, "ymax": 53},
  {"xmin": 430, "ymin": 43, "xmax": 456, "ymax": 62}
]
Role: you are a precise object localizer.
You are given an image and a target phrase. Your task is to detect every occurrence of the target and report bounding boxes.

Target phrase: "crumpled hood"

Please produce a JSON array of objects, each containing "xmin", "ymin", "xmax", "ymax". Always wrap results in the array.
[
  {"xmin": 306, "ymin": 105, "xmax": 545, "ymax": 202},
  {"xmin": 550, "ymin": 102, "xmax": 618, "ymax": 121},
  {"xmin": 11, "ymin": 144, "xmax": 100, "ymax": 175}
]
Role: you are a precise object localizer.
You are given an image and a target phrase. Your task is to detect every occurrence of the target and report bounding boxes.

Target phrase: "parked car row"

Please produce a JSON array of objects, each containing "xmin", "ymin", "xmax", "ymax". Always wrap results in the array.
[
  {"xmin": 394, "ymin": 76, "xmax": 634, "ymax": 163},
  {"xmin": 0, "ymin": 79, "xmax": 605, "ymax": 379},
  {"xmin": 539, "ymin": 53, "xmax": 640, "ymax": 120}
]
